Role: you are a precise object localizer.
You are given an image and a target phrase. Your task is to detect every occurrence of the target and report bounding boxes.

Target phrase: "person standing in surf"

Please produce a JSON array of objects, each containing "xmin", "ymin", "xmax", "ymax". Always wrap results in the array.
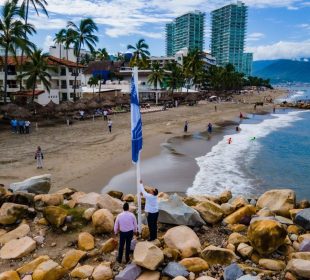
[{"xmin": 184, "ymin": 120, "xmax": 188, "ymax": 133}]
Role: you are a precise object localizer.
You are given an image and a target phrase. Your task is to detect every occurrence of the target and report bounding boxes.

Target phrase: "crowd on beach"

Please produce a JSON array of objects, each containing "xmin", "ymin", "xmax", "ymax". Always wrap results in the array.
[{"xmin": 10, "ymin": 119, "xmax": 31, "ymax": 134}]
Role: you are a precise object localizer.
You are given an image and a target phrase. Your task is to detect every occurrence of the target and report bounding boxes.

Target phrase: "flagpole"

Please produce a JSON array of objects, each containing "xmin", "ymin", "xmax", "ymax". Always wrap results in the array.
[{"xmin": 133, "ymin": 66, "xmax": 142, "ymax": 234}]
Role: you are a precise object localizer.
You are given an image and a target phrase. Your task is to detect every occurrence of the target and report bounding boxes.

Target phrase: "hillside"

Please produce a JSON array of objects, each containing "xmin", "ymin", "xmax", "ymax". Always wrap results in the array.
[{"xmin": 253, "ymin": 59, "xmax": 310, "ymax": 83}]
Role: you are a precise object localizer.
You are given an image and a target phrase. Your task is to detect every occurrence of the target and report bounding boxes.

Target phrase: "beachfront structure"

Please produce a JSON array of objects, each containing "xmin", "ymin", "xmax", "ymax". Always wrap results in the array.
[
  {"xmin": 166, "ymin": 11, "xmax": 205, "ymax": 56},
  {"xmin": 211, "ymin": 1, "xmax": 252, "ymax": 75},
  {"xmin": 49, "ymin": 43, "xmax": 90, "ymax": 62},
  {"xmin": 0, "ymin": 56, "xmax": 84, "ymax": 105}
]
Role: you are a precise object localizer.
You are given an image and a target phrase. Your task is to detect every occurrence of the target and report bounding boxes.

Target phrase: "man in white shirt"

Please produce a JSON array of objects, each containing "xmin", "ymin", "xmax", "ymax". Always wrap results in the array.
[{"xmin": 139, "ymin": 180, "xmax": 159, "ymax": 241}]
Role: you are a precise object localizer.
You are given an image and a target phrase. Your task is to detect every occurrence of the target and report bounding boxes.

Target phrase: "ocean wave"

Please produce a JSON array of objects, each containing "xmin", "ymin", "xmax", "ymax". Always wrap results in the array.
[{"xmin": 187, "ymin": 111, "xmax": 305, "ymax": 196}]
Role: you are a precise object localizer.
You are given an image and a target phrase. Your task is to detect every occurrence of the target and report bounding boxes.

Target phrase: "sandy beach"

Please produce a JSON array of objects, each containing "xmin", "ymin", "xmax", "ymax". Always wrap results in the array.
[{"xmin": 0, "ymin": 90, "xmax": 285, "ymax": 193}]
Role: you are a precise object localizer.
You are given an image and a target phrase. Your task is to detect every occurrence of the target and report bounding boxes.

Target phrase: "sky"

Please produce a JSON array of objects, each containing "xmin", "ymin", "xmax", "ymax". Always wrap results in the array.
[{"xmin": 1, "ymin": 0, "xmax": 310, "ymax": 61}]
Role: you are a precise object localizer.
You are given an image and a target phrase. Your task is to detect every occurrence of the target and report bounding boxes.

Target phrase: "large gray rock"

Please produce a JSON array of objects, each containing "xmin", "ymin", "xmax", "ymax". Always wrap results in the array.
[
  {"xmin": 158, "ymin": 194, "xmax": 205, "ymax": 226},
  {"xmin": 115, "ymin": 264, "xmax": 141, "ymax": 280},
  {"xmin": 10, "ymin": 174, "xmax": 51, "ymax": 194},
  {"xmin": 224, "ymin": 263, "xmax": 244, "ymax": 280},
  {"xmin": 162, "ymin": 262, "xmax": 189, "ymax": 278},
  {"xmin": 294, "ymin": 208, "xmax": 310, "ymax": 230}
]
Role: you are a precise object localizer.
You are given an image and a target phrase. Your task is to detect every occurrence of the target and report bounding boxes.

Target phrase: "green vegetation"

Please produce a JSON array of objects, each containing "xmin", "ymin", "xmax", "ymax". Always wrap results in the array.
[
  {"xmin": 127, "ymin": 38, "xmax": 150, "ymax": 68},
  {"xmin": 148, "ymin": 62, "xmax": 164, "ymax": 90}
]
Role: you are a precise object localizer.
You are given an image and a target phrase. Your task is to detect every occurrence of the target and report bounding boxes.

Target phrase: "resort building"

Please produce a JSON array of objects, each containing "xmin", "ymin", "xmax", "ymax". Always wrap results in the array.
[
  {"xmin": 211, "ymin": 1, "xmax": 253, "ymax": 75},
  {"xmin": 0, "ymin": 56, "xmax": 84, "ymax": 105},
  {"xmin": 166, "ymin": 11, "xmax": 205, "ymax": 56}
]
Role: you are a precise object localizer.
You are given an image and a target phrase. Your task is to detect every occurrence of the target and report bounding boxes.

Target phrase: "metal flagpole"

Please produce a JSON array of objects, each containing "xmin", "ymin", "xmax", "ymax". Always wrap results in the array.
[{"xmin": 133, "ymin": 66, "xmax": 142, "ymax": 234}]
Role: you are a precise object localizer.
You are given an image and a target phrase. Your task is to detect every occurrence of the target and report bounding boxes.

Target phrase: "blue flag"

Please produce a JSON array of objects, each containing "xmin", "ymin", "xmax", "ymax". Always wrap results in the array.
[{"xmin": 131, "ymin": 76, "xmax": 143, "ymax": 163}]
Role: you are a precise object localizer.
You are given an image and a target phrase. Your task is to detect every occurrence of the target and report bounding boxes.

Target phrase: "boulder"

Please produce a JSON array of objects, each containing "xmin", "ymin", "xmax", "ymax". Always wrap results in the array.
[
  {"xmin": 231, "ymin": 196, "xmax": 249, "ymax": 209},
  {"xmin": 70, "ymin": 265, "xmax": 94, "ymax": 278},
  {"xmin": 76, "ymin": 192, "xmax": 101, "ymax": 207},
  {"xmin": 163, "ymin": 225, "xmax": 201, "ymax": 258},
  {"xmin": 34, "ymin": 193, "xmax": 64, "ymax": 207},
  {"xmin": 228, "ymin": 233, "xmax": 249, "ymax": 246},
  {"xmin": 275, "ymin": 215, "xmax": 294, "ymax": 225},
  {"xmin": 0, "ymin": 236, "xmax": 36, "ymax": 259},
  {"xmin": 256, "ymin": 189, "xmax": 296, "ymax": 217},
  {"xmin": 133, "ymin": 241, "xmax": 164, "ymax": 270},
  {"xmin": 107, "ymin": 190, "xmax": 123, "ymax": 200},
  {"xmin": 247, "ymin": 220, "xmax": 287, "ymax": 255},
  {"xmin": 122, "ymin": 194, "xmax": 135, "ymax": 202},
  {"xmin": 92, "ymin": 262, "xmax": 113, "ymax": 280},
  {"xmin": 17, "ymin": 255, "xmax": 50, "ymax": 274},
  {"xmin": 101, "ymin": 238, "xmax": 118, "ymax": 254},
  {"xmin": 158, "ymin": 194, "xmax": 205, "ymax": 226},
  {"xmin": 83, "ymin": 207, "xmax": 96, "ymax": 220},
  {"xmin": 224, "ymin": 205, "xmax": 256, "ymax": 225},
  {"xmin": 43, "ymin": 206, "xmax": 68, "ymax": 228},
  {"xmin": 228, "ymin": 224, "xmax": 247, "ymax": 232},
  {"xmin": 294, "ymin": 208, "xmax": 310, "ymax": 230},
  {"xmin": 258, "ymin": 259, "xmax": 285, "ymax": 271},
  {"xmin": 287, "ymin": 225, "xmax": 302, "ymax": 234},
  {"xmin": 257, "ymin": 208, "xmax": 275, "ymax": 217},
  {"xmin": 219, "ymin": 190, "xmax": 233, "ymax": 204},
  {"xmin": 92, "ymin": 209, "xmax": 114, "ymax": 233},
  {"xmin": 221, "ymin": 203, "xmax": 236, "ymax": 216},
  {"xmin": 0, "ymin": 223, "xmax": 30, "ymax": 244},
  {"xmin": 201, "ymin": 245, "xmax": 238, "ymax": 265},
  {"xmin": 97, "ymin": 194, "xmax": 123, "ymax": 214},
  {"xmin": 32, "ymin": 260, "xmax": 66, "ymax": 280},
  {"xmin": 78, "ymin": 232, "xmax": 95, "ymax": 251},
  {"xmin": 115, "ymin": 263, "xmax": 141, "ymax": 280},
  {"xmin": 55, "ymin": 187, "xmax": 77, "ymax": 198},
  {"xmin": 237, "ymin": 243, "xmax": 253, "ymax": 258},
  {"xmin": 0, "ymin": 271, "xmax": 20, "ymax": 280},
  {"xmin": 179, "ymin": 257, "xmax": 209, "ymax": 272},
  {"xmin": 224, "ymin": 263, "xmax": 244, "ymax": 280},
  {"xmin": 194, "ymin": 200, "xmax": 224, "ymax": 224},
  {"xmin": 61, "ymin": 249, "xmax": 86, "ymax": 269},
  {"xmin": 136, "ymin": 271, "xmax": 160, "ymax": 280},
  {"xmin": 290, "ymin": 252, "xmax": 310, "ymax": 261},
  {"xmin": 0, "ymin": 203, "xmax": 28, "ymax": 225},
  {"xmin": 300, "ymin": 239, "xmax": 310, "ymax": 252},
  {"xmin": 163, "ymin": 247, "xmax": 181, "ymax": 261},
  {"xmin": 298, "ymin": 234, "xmax": 310, "ymax": 243},
  {"xmin": 162, "ymin": 262, "xmax": 189, "ymax": 278},
  {"xmin": 286, "ymin": 259, "xmax": 310, "ymax": 278},
  {"xmin": 10, "ymin": 174, "xmax": 51, "ymax": 194},
  {"xmin": 289, "ymin": 209, "xmax": 302, "ymax": 220}
]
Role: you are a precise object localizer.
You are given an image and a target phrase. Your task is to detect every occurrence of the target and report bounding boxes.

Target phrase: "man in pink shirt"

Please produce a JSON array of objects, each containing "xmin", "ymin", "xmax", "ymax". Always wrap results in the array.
[{"xmin": 114, "ymin": 202, "xmax": 137, "ymax": 263}]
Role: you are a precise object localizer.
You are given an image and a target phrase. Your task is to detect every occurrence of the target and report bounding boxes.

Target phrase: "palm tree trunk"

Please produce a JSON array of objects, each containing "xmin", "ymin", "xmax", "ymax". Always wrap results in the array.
[
  {"xmin": 4, "ymin": 47, "xmax": 9, "ymax": 104},
  {"xmin": 59, "ymin": 44, "xmax": 62, "ymax": 59},
  {"xmin": 98, "ymin": 79, "xmax": 102, "ymax": 98},
  {"xmin": 73, "ymin": 42, "xmax": 81, "ymax": 101},
  {"xmin": 32, "ymin": 78, "xmax": 37, "ymax": 105}
]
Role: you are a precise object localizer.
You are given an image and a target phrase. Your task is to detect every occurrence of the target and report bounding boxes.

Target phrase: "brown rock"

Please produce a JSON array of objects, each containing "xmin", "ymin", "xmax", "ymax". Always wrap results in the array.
[
  {"xmin": 70, "ymin": 265, "xmax": 94, "ymax": 278},
  {"xmin": 298, "ymin": 233, "xmax": 310, "ymax": 243},
  {"xmin": 141, "ymin": 224, "xmax": 150, "ymax": 240},
  {"xmin": 286, "ymin": 259, "xmax": 310, "ymax": 278},
  {"xmin": 83, "ymin": 208, "xmax": 96, "ymax": 220},
  {"xmin": 101, "ymin": 238, "xmax": 118, "ymax": 254},
  {"xmin": 201, "ymin": 245, "xmax": 238, "ymax": 265},
  {"xmin": 78, "ymin": 232, "xmax": 95, "ymax": 251},
  {"xmin": 32, "ymin": 260, "xmax": 66, "ymax": 280},
  {"xmin": 219, "ymin": 190, "xmax": 232, "ymax": 204},
  {"xmin": 35, "ymin": 193, "xmax": 64, "ymax": 206},
  {"xmin": 289, "ymin": 209, "xmax": 302, "ymax": 220},
  {"xmin": 256, "ymin": 189, "xmax": 296, "ymax": 217},
  {"xmin": 287, "ymin": 225, "xmax": 302, "ymax": 234},
  {"xmin": 0, "ymin": 224, "xmax": 30, "ymax": 245},
  {"xmin": 163, "ymin": 225, "xmax": 201, "ymax": 258},
  {"xmin": 0, "ymin": 236, "xmax": 36, "ymax": 259},
  {"xmin": 196, "ymin": 277, "xmax": 217, "ymax": 280},
  {"xmin": 298, "ymin": 199, "xmax": 310, "ymax": 209},
  {"xmin": 259, "ymin": 258, "xmax": 286, "ymax": 271},
  {"xmin": 227, "ymin": 224, "xmax": 247, "ymax": 232},
  {"xmin": 224, "ymin": 205, "xmax": 257, "ymax": 225},
  {"xmin": 163, "ymin": 247, "xmax": 181, "ymax": 261},
  {"xmin": 17, "ymin": 255, "xmax": 50, "ymax": 274},
  {"xmin": 290, "ymin": 252, "xmax": 310, "ymax": 261},
  {"xmin": 231, "ymin": 196, "xmax": 249, "ymax": 208},
  {"xmin": 136, "ymin": 271, "xmax": 160, "ymax": 280},
  {"xmin": 122, "ymin": 194, "xmax": 134, "ymax": 202},
  {"xmin": 133, "ymin": 241, "xmax": 164, "ymax": 270},
  {"xmin": 96, "ymin": 194, "xmax": 123, "ymax": 214},
  {"xmin": 107, "ymin": 190, "xmax": 123, "ymax": 199},
  {"xmin": 247, "ymin": 220, "xmax": 287, "ymax": 255},
  {"xmin": 228, "ymin": 232, "xmax": 249, "ymax": 245},
  {"xmin": 61, "ymin": 249, "xmax": 86, "ymax": 269},
  {"xmin": 237, "ymin": 243, "xmax": 253, "ymax": 258},
  {"xmin": 194, "ymin": 200, "xmax": 223, "ymax": 224},
  {"xmin": 43, "ymin": 206, "xmax": 68, "ymax": 228},
  {"xmin": 220, "ymin": 203, "xmax": 236, "ymax": 215},
  {"xmin": 226, "ymin": 243, "xmax": 235, "ymax": 252},
  {"xmin": 0, "ymin": 203, "xmax": 28, "ymax": 225},
  {"xmin": 92, "ymin": 209, "xmax": 114, "ymax": 233},
  {"xmin": 179, "ymin": 257, "xmax": 209, "ymax": 272},
  {"xmin": 92, "ymin": 262, "xmax": 113, "ymax": 280},
  {"xmin": 257, "ymin": 208, "xmax": 275, "ymax": 217},
  {"xmin": 0, "ymin": 271, "xmax": 20, "ymax": 280}
]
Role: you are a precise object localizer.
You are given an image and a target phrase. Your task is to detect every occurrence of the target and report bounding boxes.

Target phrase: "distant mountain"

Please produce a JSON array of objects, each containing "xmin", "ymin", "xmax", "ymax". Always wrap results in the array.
[{"xmin": 252, "ymin": 59, "xmax": 310, "ymax": 83}]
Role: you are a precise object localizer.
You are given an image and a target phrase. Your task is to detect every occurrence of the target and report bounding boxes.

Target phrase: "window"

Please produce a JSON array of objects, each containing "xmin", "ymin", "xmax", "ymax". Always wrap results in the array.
[
  {"xmin": 7, "ymin": 80, "xmax": 17, "ymax": 88},
  {"xmin": 61, "ymin": 80, "xmax": 67, "ymax": 89},
  {"xmin": 60, "ymin": 68, "xmax": 66, "ymax": 76}
]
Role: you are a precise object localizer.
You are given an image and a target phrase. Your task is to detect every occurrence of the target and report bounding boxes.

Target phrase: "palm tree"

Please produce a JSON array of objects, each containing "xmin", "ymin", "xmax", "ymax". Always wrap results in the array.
[
  {"xmin": 88, "ymin": 76, "xmax": 98, "ymax": 94},
  {"xmin": 165, "ymin": 61, "xmax": 184, "ymax": 94},
  {"xmin": 18, "ymin": 48, "xmax": 54, "ymax": 104},
  {"xmin": 67, "ymin": 18, "xmax": 98, "ymax": 100},
  {"xmin": 148, "ymin": 62, "xmax": 164, "ymax": 90},
  {"xmin": 0, "ymin": 0, "xmax": 36, "ymax": 104},
  {"xmin": 96, "ymin": 48, "xmax": 109, "ymax": 61},
  {"xmin": 53, "ymin": 29, "xmax": 66, "ymax": 59},
  {"xmin": 127, "ymin": 39, "xmax": 150, "ymax": 68}
]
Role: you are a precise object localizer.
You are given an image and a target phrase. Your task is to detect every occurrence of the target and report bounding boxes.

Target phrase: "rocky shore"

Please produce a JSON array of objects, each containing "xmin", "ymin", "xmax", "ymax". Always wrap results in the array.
[{"xmin": 0, "ymin": 174, "xmax": 310, "ymax": 280}]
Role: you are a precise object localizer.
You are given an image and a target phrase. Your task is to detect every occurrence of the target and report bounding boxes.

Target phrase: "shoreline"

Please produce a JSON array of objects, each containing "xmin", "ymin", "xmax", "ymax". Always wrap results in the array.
[{"xmin": 0, "ymin": 89, "xmax": 286, "ymax": 194}]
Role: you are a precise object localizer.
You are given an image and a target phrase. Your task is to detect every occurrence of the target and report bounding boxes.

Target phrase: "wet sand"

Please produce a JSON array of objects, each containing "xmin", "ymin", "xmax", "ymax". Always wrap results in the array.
[{"xmin": 0, "ymin": 90, "xmax": 285, "ymax": 193}]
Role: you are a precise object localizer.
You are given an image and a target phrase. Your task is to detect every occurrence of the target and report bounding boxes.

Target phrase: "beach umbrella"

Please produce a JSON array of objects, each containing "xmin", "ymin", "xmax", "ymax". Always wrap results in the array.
[
  {"xmin": 73, "ymin": 102, "xmax": 87, "ymax": 111},
  {"xmin": 56, "ymin": 101, "xmax": 72, "ymax": 113},
  {"xmin": 8, "ymin": 106, "xmax": 31, "ymax": 119},
  {"xmin": 0, "ymin": 103, "xmax": 20, "ymax": 114},
  {"xmin": 185, "ymin": 93, "xmax": 199, "ymax": 102},
  {"xmin": 87, "ymin": 100, "xmax": 100, "ymax": 109}
]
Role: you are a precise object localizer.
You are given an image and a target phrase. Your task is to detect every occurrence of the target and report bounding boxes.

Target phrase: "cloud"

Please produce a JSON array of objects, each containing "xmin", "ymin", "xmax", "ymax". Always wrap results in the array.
[
  {"xmin": 247, "ymin": 40, "xmax": 310, "ymax": 60},
  {"xmin": 247, "ymin": 32, "xmax": 265, "ymax": 41},
  {"xmin": 43, "ymin": 35, "xmax": 54, "ymax": 51}
]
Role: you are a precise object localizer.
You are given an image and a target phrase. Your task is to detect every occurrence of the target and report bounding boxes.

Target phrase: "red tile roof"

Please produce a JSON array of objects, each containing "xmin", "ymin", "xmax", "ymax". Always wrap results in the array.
[{"xmin": 13, "ymin": 90, "xmax": 45, "ymax": 97}]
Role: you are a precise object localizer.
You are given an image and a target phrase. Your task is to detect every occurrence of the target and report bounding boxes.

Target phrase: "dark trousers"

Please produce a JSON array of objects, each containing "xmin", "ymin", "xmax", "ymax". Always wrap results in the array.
[
  {"xmin": 108, "ymin": 125, "xmax": 112, "ymax": 133},
  {"xmin": 117, "ymin": 230, "xmax": 133, "ymax": 262},
  {"xmin": 104, "ymin": 115, "xmax": 108, "ymax": 120},
  {"xmin": 147, "ymin": 212, "xmax": 159, "ymax": 241},
  {"xmin": 25, "ymin": 126, "xmax": 30, "ymax": 134}
]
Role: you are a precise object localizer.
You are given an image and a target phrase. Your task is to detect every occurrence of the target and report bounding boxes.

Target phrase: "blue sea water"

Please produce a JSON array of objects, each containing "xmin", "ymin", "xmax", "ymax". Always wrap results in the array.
[{"xmin": 188, "ymin": 86, "xmax": 310, "ymax": 200}]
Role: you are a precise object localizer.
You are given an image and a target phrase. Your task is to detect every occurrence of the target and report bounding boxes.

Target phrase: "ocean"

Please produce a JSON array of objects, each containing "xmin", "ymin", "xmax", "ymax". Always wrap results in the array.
[{"xmin": 188, "ymin": 86, "xmax": 310, "ymax": 200}]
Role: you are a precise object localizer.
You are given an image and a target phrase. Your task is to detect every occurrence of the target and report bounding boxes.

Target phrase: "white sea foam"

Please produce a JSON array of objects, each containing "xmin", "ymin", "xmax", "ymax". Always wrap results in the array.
[{"xmin": 187, "ymin": 111, "xmax": 305, "ymax": 196}]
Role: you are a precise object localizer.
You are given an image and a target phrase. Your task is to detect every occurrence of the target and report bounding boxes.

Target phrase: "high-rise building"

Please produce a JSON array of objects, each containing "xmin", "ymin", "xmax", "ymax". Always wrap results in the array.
[
  {"xmin": 165, "ymin": 11, "xmax": 205, "ymax": 56},
  {"xmin": 211, "ymin": 1, "xmax": 252, "ymax": 76}
]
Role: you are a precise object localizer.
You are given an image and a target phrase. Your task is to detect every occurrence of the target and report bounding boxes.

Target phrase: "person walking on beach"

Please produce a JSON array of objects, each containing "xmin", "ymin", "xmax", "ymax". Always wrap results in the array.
[
  {"xmin": 273, "ymin": 105, "xmax": 276, "ymax": 113},
  {"xmin": 35, "ymin": 146, "xmax": 44, "ymax": 169},
  {"xmin": 139, "ymin": 180, "xmax": 159, "ymax": 241},
  {"xmin": 114, "ymin": 202, "xmax": 137, "ymax": 263},
  {"xmin": 214, "ymin": 105, "xmax": 217, "ymax": 112},
  {"xmin": 11, "ymin": 119, "xmax": 17, "ymax": 133},
  {"xmin": 18, "ymin": 119, "xmax": 25, "ymax": 134},
  {"xmin": 108, "ymin": 119, "xmax": 113, "ymax": 133},
  {"xmin": 25, "ymin": 120, "xmax": 31, "ymax": 134},
  {"xmin": 103, "ymin": 109, "xmax": 108, "ymax": 120},
  {"xmin": 239, "ymin": 112, "xmax": 243, "ymax": 119},
  {"xmin": 207, "ymin": 123, "xmax": 213, "ymax": 134},
  {"xmin": 184, "ymin": 120, "xmax": 188, "ymax": 133}
]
